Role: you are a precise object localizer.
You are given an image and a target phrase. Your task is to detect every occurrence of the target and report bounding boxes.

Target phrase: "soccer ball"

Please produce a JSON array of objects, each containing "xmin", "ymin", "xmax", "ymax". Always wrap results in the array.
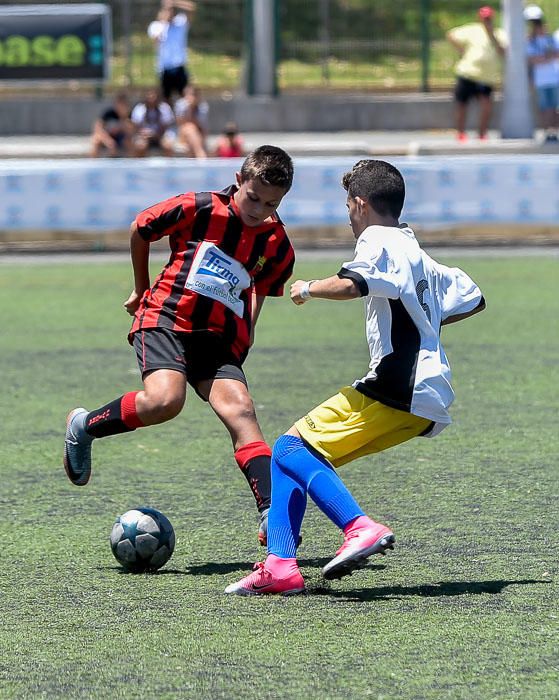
[{"xmin": 110, "ymin": 507, "xmax": 175, "ymax": 573}]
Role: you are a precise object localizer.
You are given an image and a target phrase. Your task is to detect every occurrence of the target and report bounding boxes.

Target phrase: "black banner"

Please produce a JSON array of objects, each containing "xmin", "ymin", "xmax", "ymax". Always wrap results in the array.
[{"xmin": 0, "ymin": 5, "xmax": 111, "ymax": 81}]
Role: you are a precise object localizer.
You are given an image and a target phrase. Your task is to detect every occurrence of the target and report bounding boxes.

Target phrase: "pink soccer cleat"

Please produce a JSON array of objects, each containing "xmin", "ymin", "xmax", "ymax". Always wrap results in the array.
[
  {"xmin": 224, "ymin": 561, "xmax": 305, "ymax": 596},
  {"xmin": 322, "ymin": 518, "xmax": 395, "ymax": 580}
]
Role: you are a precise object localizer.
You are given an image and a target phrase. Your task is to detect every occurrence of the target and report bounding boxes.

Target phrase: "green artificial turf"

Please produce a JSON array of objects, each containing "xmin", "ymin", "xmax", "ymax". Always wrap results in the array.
[{"xmin": 0, "ymin": 253, "xmax": 557, "ymax": 699}]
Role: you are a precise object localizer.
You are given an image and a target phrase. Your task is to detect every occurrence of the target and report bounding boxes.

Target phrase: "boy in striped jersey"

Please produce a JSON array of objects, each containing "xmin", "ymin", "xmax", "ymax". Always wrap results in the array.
[
  {"xmin": 225, "ymin": 159, "xmax": 485, "ymax": 595},
  {"xmin": 64, "ymin": 146, "xmax": 294, "ymax": 544}
]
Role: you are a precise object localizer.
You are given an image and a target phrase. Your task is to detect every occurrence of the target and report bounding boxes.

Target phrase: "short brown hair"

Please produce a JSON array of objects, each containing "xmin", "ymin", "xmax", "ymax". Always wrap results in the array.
[
  {"xmin": 342, "ymin": 159, "xmax": 405, "ymax": 218},
  {"xmin": 239, "ymin": 145, "xmax": 294, "ymax": 192}
]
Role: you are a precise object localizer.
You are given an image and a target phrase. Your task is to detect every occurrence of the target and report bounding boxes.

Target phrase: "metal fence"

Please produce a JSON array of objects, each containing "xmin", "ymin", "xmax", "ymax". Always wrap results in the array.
[
  {"xmin": 94, "ymin": 0, "xmax": 240, "ymax": 91},
  {"xmin": 2, "ymin": 0, "xmax": 559, "ymax": 92}
]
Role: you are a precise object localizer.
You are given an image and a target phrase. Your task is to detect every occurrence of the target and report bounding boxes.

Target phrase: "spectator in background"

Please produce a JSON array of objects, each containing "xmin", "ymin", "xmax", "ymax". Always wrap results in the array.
[
  {"xmin": 524, "ymin": 5, "xmax": 559, "ymax": 143},
  {"xmin": 131, "ymin": 88, "xmax": 175, "ymax": 157},
  {"xmin": 213, "ymin": 122, "xmax": 244, "ymax": 158},
  {"xmin": 447, "ymin": 6, "xmax": 507, "ymax": 142},
  {"xmin": 90, "ymin": 93, "xmax": 133, "ymax": 157},
  {"xmin": 148, "ymin": 0, "xmax": 196, "ymax": 104},
  {"xmin": 174, "ymin": 85, "xmax": 209, "ymax": 158}
]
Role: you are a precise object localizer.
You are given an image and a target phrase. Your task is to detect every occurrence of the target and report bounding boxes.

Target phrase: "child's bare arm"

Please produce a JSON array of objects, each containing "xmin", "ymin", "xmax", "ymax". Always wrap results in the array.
[
  {"xmin": 291, "ymin": 275, "xmax": 361, "ymax": 305},
  {"xmin": 124, "ymin": 221, "xmax": 151, "ymax": 316},
  {"xmin": 172, "ymin": 0, "xmax": 196, "ymax": 13}
]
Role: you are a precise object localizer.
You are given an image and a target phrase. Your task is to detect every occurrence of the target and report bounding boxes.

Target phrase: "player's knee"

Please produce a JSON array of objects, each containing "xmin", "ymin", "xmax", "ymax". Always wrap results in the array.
[
  {"xmin": 220, "ymin": 393, "xmax": 257, "ymax": 426},
  {"xmin": 272, "ymin": 433, "xmax": 304, "ymax": 465},
  {"xmin": 142, "ymin": 392, "xmax": 185, "ymax": 422},
  {"xmin": 234, "ymin": 394, "xmax": 257, "ymax": 422}
]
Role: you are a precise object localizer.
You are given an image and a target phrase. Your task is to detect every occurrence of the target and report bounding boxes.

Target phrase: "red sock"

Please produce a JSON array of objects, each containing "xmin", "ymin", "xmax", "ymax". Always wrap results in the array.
[
  {"xmin": 121, "ymin": 391, "xmax": 144, "ymax": 429},
  {"xmin": 234, "ymin": 441, "xmax": 272, "ymax": 512},
  {"xmin": 234, "ymin": 441, "xmax": 272, "ymax": 468}
]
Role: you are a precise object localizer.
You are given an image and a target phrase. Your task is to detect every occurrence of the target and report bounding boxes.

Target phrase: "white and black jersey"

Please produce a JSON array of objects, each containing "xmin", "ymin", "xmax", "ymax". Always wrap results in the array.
[{"xmin": 338, "ymin": 224, "xmax": 483, "ymax": 434}]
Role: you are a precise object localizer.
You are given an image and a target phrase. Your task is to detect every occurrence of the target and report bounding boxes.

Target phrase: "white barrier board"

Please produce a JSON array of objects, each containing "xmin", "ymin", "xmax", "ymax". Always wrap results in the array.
[{"xmin": 1, "ymin": 156, "xmax": 558, "ymax": 231}]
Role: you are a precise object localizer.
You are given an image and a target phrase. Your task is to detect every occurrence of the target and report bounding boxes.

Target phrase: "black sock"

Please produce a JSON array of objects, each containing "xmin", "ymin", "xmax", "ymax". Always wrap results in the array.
[
  {"xmin": 85, "ymin": 394, "xmax": 140, "ymax": 438},
  {"xmin": 242, "ymin": 455, "xmax": 272, "ymax": 513}
]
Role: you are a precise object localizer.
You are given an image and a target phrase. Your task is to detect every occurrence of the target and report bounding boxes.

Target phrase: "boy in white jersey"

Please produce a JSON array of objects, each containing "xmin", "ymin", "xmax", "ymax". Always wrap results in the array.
[{"xmin": 225, "ymin": 159, "xmax": 485, "ymax": 596}]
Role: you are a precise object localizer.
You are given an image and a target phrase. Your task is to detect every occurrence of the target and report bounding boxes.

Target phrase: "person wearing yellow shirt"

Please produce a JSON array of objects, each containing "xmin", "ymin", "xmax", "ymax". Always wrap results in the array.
[{"xmin": 447, "ymin": 6, "xmax": 507, "ymax": 142}]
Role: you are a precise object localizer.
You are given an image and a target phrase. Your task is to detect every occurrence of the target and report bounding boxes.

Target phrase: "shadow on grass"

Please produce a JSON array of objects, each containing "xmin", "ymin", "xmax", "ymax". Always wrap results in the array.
[
  {"xmin": 97, "ymin": 558, "xmax": 386, "ymax": 576},
  {"xmin": 96, "ymin": 564, "xmax": 551, "ymax": 598},
  {"xmin": 311, "ymin": 579, "xmax": 552, "ymax": 602},
  {"xmin": 98, "ymin": 562, "xmax": 268, "ymax": 576},
  {"xmin": 181, "ymin": 558, "xmax": 386, "ymax": 576},
  {"xmin": 96, "ymin": 565, "xmax": 192, "ymax": 575}
]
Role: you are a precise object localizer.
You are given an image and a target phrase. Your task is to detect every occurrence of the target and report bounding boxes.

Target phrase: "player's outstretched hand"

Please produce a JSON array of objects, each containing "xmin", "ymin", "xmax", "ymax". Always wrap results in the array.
[
  {"xmin": 124, "ymin": 290, "xmax": 142, "ymax": 316},
  {"xmin": 290, "ymin": 280, "xmax": 308, "ymax": 305}
]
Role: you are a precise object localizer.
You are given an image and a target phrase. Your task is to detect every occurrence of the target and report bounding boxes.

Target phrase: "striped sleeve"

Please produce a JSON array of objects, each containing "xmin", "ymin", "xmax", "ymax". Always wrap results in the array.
[
  {"xmin": 135, "ymin": 192, "xmax": 196, "ymax": 242},
  {"xmin": 253, "ymin": 228, "xmax": 295, "ymax": 296}
]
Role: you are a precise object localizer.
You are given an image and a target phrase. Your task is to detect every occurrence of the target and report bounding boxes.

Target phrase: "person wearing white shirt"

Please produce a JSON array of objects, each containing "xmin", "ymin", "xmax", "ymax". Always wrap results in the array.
[
  {"xmin": 148, "ymin": 0, "xmax": 196, "ymax": 103},
  {"xmin": 131, "ymin": 89, "xmax": 176, "ymax": 157},
  {"xmin": 225, "ymin": 159, "xmax": 486, "ymax": 596}
]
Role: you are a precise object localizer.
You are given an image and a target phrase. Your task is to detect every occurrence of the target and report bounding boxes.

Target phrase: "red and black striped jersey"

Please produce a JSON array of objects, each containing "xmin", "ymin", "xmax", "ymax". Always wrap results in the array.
[{"xmin": 129, "ymin": 185, "xmax": 295, "ymax": 361}]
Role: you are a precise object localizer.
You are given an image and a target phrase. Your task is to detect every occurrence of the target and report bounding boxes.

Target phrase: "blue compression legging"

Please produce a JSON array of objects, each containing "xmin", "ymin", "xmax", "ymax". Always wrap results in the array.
[{"xmin": 267, "ymin": 434, "xmax": 365, "ymax": 558}]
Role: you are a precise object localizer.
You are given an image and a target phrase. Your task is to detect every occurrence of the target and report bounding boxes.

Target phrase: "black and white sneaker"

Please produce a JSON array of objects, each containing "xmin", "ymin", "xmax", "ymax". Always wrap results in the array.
[
  {"xmin": 63, "ymin": 408, "xmax": 93, "ymax": 486},
  {"xmin": 258, "ymin": 507, "xmax": 270, "ymax": 546},
  {"xmin": 257, "ymin": 507, "xmax": 302, "ymax": 548}
]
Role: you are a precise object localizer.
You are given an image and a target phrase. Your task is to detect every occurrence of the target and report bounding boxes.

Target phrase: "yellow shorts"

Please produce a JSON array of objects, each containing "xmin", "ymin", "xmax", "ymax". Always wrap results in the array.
[{"xmin": 294, "ymin": 386, "xmax": 432, "ymax": 468}]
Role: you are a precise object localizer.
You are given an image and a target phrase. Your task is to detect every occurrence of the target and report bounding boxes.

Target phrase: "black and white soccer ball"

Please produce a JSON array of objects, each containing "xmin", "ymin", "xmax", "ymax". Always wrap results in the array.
[{"xmin": 110, "ymin": 507, "xmax": 175, "ymax": 573}]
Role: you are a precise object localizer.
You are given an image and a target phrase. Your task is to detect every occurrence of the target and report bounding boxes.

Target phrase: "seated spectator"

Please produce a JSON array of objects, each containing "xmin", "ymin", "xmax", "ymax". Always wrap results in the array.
[
  {"xmin": 174, "ymin": 85, "xmax": 209, "ymax": 158},
  {"xmin": 213, "ymin": 121, "xmax": 244, "ymax": 158},
  {"xmin": 131, "ymin": 88, "xmax": 175, "ymax": 157},
  {"xmin": 90, "ymin": 93, "xmax": 133, "ymax": 157}
]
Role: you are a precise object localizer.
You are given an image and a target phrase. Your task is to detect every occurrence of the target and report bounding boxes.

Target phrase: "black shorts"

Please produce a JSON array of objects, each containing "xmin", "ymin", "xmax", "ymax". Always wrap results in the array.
[
  {"xmin": 112, "ymin": 132, "xmax": 127, "ymax": 148},
  {"xmin": 132, "ymin": 327, "xmax": 247, "ymax": 400},
  {"xmin": 454, "ymin": 76, "xmax": 493, "ymax": 103},
  {"xmin": 161, "ymin": 66, "xmax": 189, "ymax": 101}
]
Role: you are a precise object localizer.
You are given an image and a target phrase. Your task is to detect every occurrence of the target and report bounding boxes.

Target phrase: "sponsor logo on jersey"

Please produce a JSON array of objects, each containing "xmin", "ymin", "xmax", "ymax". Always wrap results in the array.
[
  {"xmin": 185, "ymin": 242, "xmax": 251, "ymax": 318},
  {"xmin": 197, "ymin": 249, "xmax": 241, "ymax": 292}
]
